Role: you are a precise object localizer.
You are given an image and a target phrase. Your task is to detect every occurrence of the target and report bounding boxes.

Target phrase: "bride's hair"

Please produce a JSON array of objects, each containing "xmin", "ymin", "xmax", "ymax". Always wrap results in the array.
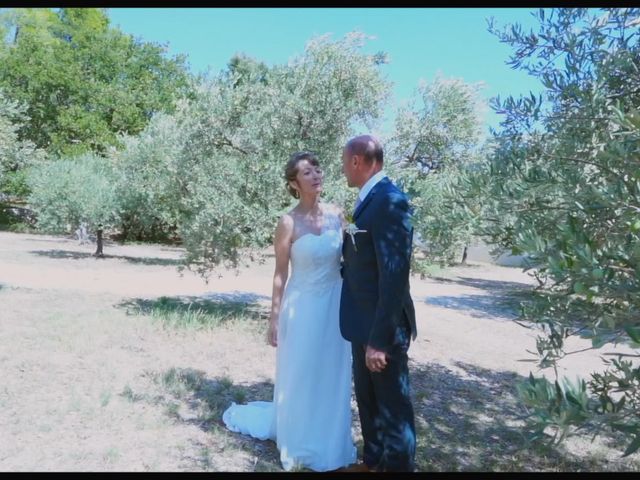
[{"xmin": 284, "ymin": 151, "xmax": 320, "ymax": 199}]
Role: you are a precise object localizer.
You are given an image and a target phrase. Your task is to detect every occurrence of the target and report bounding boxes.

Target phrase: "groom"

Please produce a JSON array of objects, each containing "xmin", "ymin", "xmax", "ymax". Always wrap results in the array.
[{"xmin": 339, "ymin": 135, "xmax": 417, "ymax": 472}]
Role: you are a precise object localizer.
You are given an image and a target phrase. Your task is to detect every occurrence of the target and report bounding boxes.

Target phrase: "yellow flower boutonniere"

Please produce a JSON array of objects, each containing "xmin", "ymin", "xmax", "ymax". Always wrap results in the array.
[{"xmin": 343, "ymin": 213, "xmax": 367, "ymax": 252}]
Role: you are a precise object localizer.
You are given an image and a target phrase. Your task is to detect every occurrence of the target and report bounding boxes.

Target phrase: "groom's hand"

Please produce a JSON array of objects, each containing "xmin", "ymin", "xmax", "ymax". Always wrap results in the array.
[{"xmin": 365, "ymin": 345, "xmax": 388, "ymax": 372}]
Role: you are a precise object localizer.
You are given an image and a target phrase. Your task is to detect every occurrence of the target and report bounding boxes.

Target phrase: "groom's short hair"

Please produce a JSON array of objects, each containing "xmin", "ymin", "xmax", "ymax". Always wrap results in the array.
[{"xmin": 346, "ymin": 135, "xmax": 383, "ymax": 165}]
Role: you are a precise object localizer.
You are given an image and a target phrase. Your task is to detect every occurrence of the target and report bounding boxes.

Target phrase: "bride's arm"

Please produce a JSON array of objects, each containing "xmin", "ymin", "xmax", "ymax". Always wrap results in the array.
[{"xmin": 267, "ymin": 214, "xmax": 293, "ymax": 347}]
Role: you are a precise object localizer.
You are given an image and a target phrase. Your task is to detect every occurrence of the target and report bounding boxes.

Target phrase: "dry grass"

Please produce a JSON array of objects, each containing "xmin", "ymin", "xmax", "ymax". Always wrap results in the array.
[{"xmin": 0, "ymin": 231, "xmax": 638, "ymax": 472}]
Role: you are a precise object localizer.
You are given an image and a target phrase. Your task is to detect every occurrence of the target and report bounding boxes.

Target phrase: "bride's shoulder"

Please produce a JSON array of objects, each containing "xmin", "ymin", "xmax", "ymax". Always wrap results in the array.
[
  {"xmin": 276, "ymin": 211, "xmax": 295, "ymax": 230},
  {"xmin": 321, "ymin": 203, "xmax": 345, "ymax": 229},
  {"xmin": 321, "ymin": 202, "xmax": 344, "ymax": 217}
]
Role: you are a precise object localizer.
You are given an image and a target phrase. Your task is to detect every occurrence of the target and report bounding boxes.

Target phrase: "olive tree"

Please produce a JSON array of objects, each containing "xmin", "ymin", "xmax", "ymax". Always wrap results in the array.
[
  {"xmin": 27, "ymin": 153, "xmax": 120, "ymax": 256},
  {"xmin": 109, "ymin": 110, "xmax": 187, "ymax": 242},
  {"xmin": 481, "ymin": 8, "xmax": 640, "ymax": 455},
  {"xmin": 170, "ymin": 32, "xmax": 391, "ymax": 278},
  {"xmin": 387, "ymin": 75, "xmax": 488, "ymax": 266}
]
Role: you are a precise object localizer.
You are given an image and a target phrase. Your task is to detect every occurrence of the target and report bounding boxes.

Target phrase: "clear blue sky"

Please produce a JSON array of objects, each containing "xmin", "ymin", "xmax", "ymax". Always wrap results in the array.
[{"xmin": 107, "ymin": 7, "xmax": 548, "ymax": 136}]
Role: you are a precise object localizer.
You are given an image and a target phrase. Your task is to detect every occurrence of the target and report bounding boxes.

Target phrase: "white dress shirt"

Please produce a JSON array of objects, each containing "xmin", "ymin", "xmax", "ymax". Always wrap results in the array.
[{"xmin": 356, "ymin": 170, "xmax": 387, "ymax": 208}]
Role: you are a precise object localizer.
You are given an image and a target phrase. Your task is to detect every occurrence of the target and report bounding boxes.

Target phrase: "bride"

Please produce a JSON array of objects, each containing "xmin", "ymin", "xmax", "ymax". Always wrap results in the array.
[{"xmin": 222, "ymin": 151, "xmax": 357, "ymax": 472}]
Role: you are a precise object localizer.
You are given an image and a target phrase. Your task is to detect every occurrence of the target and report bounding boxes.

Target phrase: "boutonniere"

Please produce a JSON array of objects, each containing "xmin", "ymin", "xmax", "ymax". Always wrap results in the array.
[{"xmin": 344, "ymin": 213, "xmax": 367, "ymax": 252}]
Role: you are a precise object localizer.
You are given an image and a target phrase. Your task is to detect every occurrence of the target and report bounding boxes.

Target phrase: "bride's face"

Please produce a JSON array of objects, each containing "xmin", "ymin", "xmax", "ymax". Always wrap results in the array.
[{"xmin": 291, "ymin": 159, "xmax": 323, "ymax": 196}]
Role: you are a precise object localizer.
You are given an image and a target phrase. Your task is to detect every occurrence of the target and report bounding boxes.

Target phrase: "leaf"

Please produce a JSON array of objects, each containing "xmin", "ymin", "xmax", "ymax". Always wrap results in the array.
[
  {"xmin": 623, "ymin": 325, "xmax": 640, "ymax": 344},
  {"xmin": 565, "ymin": 390, "xmax": 582, "ymax": 406},
  {"xmin": 591, "ymin": 334, "xmax": 611, "ymax": 349},
  {"xmin": 614, "ymin": 396, "xmax": 626, "ymax": 413},
  {"xmin": 555, "ymin": 379, "xmax": 563, "ymax": 398},
  {"xmin": 623, "ymin": 435, "xmax": 640, "ymax": 457},
  {"xmin": 611, "ymin": 422, "xmax": 639, "ymax": 434}
]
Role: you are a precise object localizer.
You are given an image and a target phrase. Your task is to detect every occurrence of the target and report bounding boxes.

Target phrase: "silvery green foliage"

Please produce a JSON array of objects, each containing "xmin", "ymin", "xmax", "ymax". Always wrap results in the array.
[
  {"xmin": 483, "ymin": 8, "xmax": 640, "ymax": 454},
  {"xmin": 0, "ymin": 90, "xmax": 46, "ymax": 192},
  {"xmin": 386, "ymin": 76, "xmax": 487, "ymax": 265},
  {"xmin": 27, "ymin": 153, "xmax": 119, "ymax": 235},
  {"xmin": 389, "ymin": 75, "xmax": 485, "ymax": 171},
  {"xmin": 170, "ymin": 32, "xmax": 390, "ymax": 278},
  {"xmin": 109, "ymin": 111, "xmax": 186, "ymax": 241}
]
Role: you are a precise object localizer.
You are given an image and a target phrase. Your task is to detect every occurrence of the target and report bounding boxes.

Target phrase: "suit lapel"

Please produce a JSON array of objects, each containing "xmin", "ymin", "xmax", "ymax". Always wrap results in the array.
[{"xmin": 354, "ymin": 177, "xmax": 389, "ymax": 220}]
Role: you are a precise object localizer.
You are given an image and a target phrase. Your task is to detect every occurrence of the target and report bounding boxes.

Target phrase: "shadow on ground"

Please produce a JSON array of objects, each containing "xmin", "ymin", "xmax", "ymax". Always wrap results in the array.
[
  {"xmin": 30, "ymin": 249, "xmax": 183, "ymax": 266},
  {"xmin": 410, "ymin": 360, "xmax": 634, "ymax": 471},
  {"xmin": 426, "ymin": 294, "xmax": 521, "ymax": 321},
  {"xmin": 24, "ymin": 237, "xmax": 79, "ymax": 244},
  {"xmin": 425, "ymin": 275, "xmax": 535, "ymax": 322},
  {"xmin": 122, "ymin": 367, "xmax": 283, "ymax": 471},
  {"xmin": 122, "ymin": 361, "xmax": 637, "ymax": 472},
  {"xmin": 431, "ymin": 276, "xmax": 534, "ymax": 292},
  {"xmin": 431, "ymin": 276, "xmax": 640, "ymax": 351}
]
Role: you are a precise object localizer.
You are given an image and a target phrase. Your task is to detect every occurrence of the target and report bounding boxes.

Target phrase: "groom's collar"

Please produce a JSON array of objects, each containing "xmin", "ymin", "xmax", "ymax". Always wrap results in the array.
[{"xmin": 357, "ymin": 170, "xmax": 387, "ymax": 203}]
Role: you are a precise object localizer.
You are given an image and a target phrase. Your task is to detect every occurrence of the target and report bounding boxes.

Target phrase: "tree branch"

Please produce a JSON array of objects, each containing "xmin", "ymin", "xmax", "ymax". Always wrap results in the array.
[{"xmin": 215, "ymin": 135, "xmax": 248, "ymax": 155}]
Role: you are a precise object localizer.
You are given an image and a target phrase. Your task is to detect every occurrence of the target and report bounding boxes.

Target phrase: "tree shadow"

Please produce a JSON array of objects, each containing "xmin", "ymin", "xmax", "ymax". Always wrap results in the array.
[
  {"xmin": 430, "ymin": 276, "xmax": 533, "ymax": 293},
  {"xmin": 431, "ymin": 276, "xmax": 638, "ymax": 351},
  {"xmin": 30, "ymin": 249, "xmax": 184, "ymax": 266},
  {"xmin": 24, "ymin": 237, "xmax": 78, "ymax": 244},
  {"xmin": 425, "ymin": 275, "xmax": 536, "ymax": 323},
  {"xmin": 410, "ymin": 360, "xmax": 634, "ymax": 471},
  {"xmin": 122, "ymin": 367, "xmax": 283, "ymax": 471},
  {"xmin": 122, "ymin": 361, "xmax": 637, "ymax": 472},
  {"xmin": 426, "ymin": 294, "xmax": 520, "ymax": 321},
  {"xmin": 126, "ymin": 365, "xmax": 366, "ymax": 472}
]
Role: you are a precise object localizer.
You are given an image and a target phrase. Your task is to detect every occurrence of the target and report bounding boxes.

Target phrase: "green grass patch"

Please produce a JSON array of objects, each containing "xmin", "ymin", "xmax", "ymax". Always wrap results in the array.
[
  {"xmin": 120, "ymin": 384, "xmax": 146, "ymax": 403},
  {"xmin": 411, "ymin": 258, "xmax": 447, "ymax": 279},
  {"xmin": 147, "ymin": 368, "xmax": 249, "ymax": 428},
  {"xmin": 120, "ymin": 295, "xmax": 269, "ymax": 332}
]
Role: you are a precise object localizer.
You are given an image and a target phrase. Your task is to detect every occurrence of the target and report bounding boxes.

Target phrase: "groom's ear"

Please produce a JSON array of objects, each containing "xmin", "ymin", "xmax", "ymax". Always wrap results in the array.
[{"xmin": 352, "ymin": 153, "xmax": 364, "ymax": 171}]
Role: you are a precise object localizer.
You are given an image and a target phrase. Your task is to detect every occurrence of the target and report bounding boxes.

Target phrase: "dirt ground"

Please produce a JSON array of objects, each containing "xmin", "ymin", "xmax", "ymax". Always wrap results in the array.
[{"xmin": 0, "ymin": 231, "xmax": 637, "ymax": 471}]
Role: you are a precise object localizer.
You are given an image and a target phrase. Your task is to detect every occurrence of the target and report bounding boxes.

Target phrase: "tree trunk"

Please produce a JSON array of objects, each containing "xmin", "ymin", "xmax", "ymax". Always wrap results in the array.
[
  {"xmin": 94, "ymin": 227, "xmax": 104, "ymax": 257},
  {"xmin": 461, "ymin": 245, "xmax": 468, "ymax": 265}
]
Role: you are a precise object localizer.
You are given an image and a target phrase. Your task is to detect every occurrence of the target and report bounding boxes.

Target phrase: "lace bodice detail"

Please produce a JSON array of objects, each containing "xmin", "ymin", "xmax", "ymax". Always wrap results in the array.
[{"xmin": 287, "ymin": 211, "xmax": 343, "ymax": 291}]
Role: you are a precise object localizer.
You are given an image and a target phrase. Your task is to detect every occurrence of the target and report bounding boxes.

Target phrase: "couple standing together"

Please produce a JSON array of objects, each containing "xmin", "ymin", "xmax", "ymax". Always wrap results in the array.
[{"xmin": 223, "ymin": 135, "xmax": 417, "ymax": 472}]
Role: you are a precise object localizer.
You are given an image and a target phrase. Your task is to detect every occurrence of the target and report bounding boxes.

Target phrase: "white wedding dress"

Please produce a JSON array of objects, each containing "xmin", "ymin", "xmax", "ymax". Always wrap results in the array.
[{"xmin": 222, "ymin": 212, "xmax": 356, "ymax": 471}]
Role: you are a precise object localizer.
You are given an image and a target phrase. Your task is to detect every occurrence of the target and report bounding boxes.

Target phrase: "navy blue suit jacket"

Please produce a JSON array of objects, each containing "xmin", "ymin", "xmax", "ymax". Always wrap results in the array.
[{"xmin": 340, "ymin": 177, "xmax": 417, "ymax": 352}]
